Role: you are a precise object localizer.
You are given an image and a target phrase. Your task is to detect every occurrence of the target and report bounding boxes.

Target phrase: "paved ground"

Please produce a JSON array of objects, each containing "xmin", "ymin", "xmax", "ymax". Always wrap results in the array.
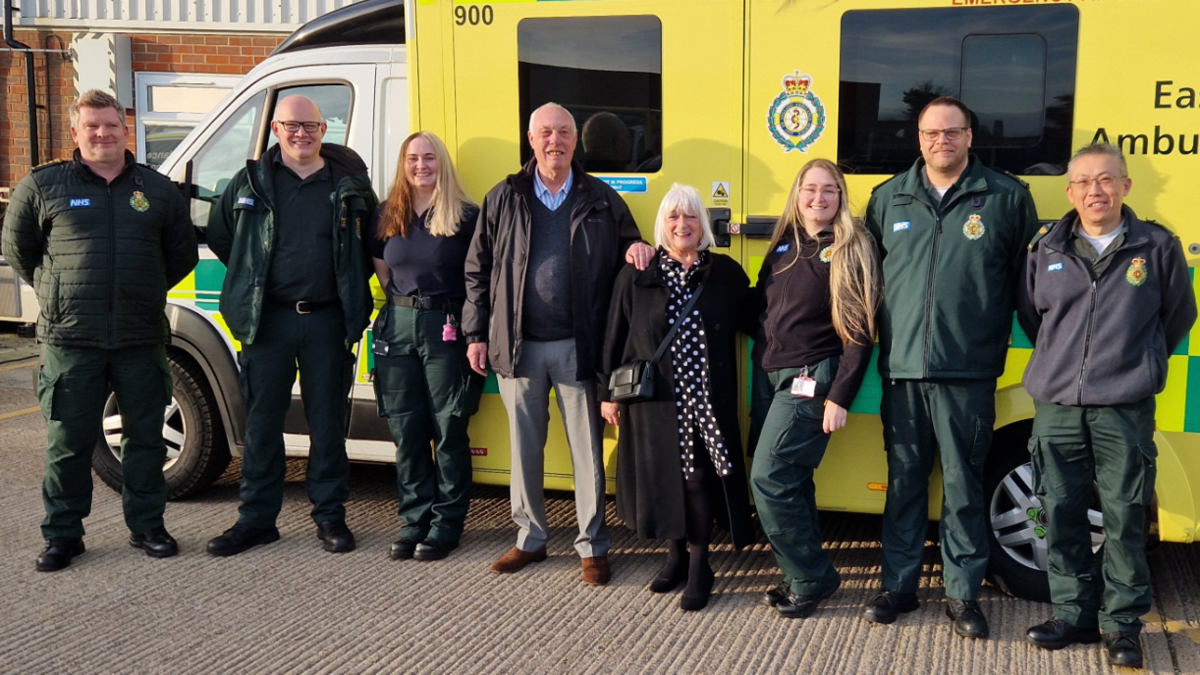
[{"xmin": 2, "ymin": 325, "xmax": 1200, "ymax": 674}]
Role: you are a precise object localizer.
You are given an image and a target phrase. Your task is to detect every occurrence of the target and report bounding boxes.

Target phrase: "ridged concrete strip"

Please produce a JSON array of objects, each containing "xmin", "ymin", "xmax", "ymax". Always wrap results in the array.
[{"xmin": 3, "ymin": 379, "xmax": 1200, "ymax": 674}]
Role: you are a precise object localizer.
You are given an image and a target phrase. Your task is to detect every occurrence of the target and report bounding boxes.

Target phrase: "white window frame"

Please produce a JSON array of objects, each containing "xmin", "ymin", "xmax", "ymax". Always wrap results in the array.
[{"xmin": 135, "ymin": 72, "xmax": 242, "ymax": 168}]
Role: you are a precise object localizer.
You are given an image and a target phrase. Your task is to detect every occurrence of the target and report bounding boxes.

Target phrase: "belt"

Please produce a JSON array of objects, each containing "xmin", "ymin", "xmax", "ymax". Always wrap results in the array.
[
  {"xmin": 388, "ymin": 295, "xmax": 463, "ymax": 312},
  {"xmin": 266, "ymin": 298, "xmax": 340, "ymax": 314}
]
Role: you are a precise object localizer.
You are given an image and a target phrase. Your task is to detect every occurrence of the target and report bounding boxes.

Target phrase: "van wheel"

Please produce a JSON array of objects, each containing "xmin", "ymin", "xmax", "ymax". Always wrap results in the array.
[
  {"xmin": 92, "ymin": 353, "xmax": 231, "ymax": 499},
  {"xmin": 983, "ymin": 424, "xmax": 1104, "ymax": 603}
]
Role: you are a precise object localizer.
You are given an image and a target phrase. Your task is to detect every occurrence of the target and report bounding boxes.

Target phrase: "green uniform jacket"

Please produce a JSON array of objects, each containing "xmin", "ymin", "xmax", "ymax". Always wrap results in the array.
[
  {"xmin": 1, "ymin": 150, "xmax": 197, "ymax": 349},
  {"xmin": 206, "ymin": 144, "xmax": 378, "ymax": 345},
  {"xmin": 864, "ymin": 156, "xmax": 1039, "ymax": 380}
]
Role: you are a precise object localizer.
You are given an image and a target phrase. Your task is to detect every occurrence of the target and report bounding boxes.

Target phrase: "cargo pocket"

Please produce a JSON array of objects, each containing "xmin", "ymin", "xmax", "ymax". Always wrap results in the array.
[
  {"xmin": 1027, "ymin": 436, "xmax": 1047, "ymax": 498},
  {"xmin": 768, "ymin": 399, "xmax": 828, "ymax": 470},
  {"xmin": 454, "ymin": 365, "xmax": 484, "ymax": 419},
  {"xmin": 157, "ymin": 359, "xmax": 174, "ymax": 409},
  {"xmin": 37, "ymin": 368, "xmax": 90, "ymax": 422},
  {"xmin": 371, "ymin": 369, "xmax": 389, "ymax": 418},
  {"xmin": 969, "ymin": 415, "xmax": 996, "ymax": 468},
  {"xmin": 1134, "ymin": 443, "xmax": 1158, "ymax": 507}
]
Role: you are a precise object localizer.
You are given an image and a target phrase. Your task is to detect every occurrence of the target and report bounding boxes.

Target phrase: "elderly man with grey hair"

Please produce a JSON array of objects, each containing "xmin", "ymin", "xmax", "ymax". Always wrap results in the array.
[{"xmin": 464, "ymin": 103, "xmax": 654, "ymax": 585}]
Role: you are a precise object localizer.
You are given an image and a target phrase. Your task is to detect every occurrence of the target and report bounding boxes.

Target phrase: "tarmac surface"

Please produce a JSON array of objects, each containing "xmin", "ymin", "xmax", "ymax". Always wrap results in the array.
[{"xmin": 2, "ymin": 325, "xmax": 1200, "ymax": 674}]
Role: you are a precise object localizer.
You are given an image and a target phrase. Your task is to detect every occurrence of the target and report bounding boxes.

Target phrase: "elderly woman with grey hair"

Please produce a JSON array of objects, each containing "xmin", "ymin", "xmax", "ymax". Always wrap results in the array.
[{"xmin": 601, "ymin": 183, "xmax": 760, "ymax": 611}]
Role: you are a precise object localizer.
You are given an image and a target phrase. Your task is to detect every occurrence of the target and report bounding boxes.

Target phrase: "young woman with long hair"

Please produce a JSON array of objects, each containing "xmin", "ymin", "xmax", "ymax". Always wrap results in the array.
[{"xmin": 750, "ymin": 158, "xmax": 881, "ymax": 618}]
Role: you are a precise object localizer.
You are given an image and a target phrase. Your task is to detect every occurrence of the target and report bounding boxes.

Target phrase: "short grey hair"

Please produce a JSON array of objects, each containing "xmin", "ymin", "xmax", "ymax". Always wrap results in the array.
[
  {"xmin": 653, "ymin": 183, "xmax": 715, "ymax": 252},
  {"xmin": 1068, "ymin": 142, "xmax": 1128, "ymax": 177},
  {"xmin": 69, "ymin": 89, "xmax": 126, "ymax": 126},
  {"xmin": 528, "ymin": 102, "xmax": 577, "ymax": 135}
]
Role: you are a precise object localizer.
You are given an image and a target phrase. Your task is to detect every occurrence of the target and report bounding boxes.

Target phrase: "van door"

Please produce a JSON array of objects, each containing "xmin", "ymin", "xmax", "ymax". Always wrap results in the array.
[{"xmin": 446, "ymin": 0, "xmax": 745, "ymax": 489}]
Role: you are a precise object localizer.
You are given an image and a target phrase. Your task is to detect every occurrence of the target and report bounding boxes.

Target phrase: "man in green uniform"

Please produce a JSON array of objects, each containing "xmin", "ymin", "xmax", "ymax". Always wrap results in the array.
[
  {"xmin": 1019, "ymin": 143, "xmax": 1196, "ymax": 669},
  {"xmin": 862, "ymin": 97, "xmax": 1039, "ymax": 638},
  {"xmin": 205, "ymin": 95, "xmax": 377, "ymax": 556},
  {"xmin": 2, "ymin": 89, "xmax": 198, "ymax": 571}
]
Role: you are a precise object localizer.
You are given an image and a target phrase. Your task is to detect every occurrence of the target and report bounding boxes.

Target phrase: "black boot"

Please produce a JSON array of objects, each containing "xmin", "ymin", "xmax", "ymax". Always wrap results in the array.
[{"xmin": 650, "ymin": 539, "xmax": 688, "ymax": 593}]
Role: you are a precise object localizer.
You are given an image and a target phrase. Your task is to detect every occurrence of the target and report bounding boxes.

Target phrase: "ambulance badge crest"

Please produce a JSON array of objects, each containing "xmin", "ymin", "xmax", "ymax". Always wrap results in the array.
[
  {"xmin": 819, "ymin": 245, "xmax": 834, "ymax": 263},
  {"xmin": 129, "ymin": 191, "xmax": 150, "ymax": 213},
  {"xmin": 768, "ymin": 71, "xmax": 826, "ymax": 153},
  {"xmin": 963, "ymin": 214, "xmax": 985, "ymax": 240},
  {"xmin": 1127, "ymin": 257, "xmax": 1148, "ymax": 286}
]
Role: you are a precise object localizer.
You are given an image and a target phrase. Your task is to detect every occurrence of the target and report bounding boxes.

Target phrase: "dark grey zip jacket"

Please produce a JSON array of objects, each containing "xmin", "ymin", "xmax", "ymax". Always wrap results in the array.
[
  {"xmin": 1018, "ymin": 205, "xmax": 1196, "ymax": 406},
  {"xmin": 463, "ymin": 160, "xmax": 644, "ymax": 381}
]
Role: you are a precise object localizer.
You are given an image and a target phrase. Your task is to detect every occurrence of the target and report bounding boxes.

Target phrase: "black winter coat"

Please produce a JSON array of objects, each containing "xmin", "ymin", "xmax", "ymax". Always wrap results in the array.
[
  {"xmin": 602, "ymin": 252, "xmax": 761, "ymax": 548},
  {"xmin": 463, "ymin": 160, "xmax": 644, "ymax": 381}
]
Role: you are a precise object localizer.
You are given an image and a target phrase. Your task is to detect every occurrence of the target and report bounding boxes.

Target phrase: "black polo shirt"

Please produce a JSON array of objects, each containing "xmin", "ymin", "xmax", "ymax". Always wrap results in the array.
[
  {"xmin": 367, "ymin": 202, "xmax": 480, "ymax": 299},
  {"xmin": 265, "ymin": 153, "xmax": 338, "ymax": 304}
]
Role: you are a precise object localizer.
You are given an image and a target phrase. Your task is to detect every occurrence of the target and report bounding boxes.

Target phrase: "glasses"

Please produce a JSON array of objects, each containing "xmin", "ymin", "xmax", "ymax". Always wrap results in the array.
[
  {"xmin": 918, "ymin": 127, "xmax": 968, "ymax": 142},
  {"xmin": 277, "ymin": 120, "xmax": 323, "ymax": 133},
  {"xmin": 800, "ymin": 187, "xmax": 841, "ymax": 199},
  {"xmin": 1068, "ymin": 175, "xmax": 1126, "ymax": 191}
]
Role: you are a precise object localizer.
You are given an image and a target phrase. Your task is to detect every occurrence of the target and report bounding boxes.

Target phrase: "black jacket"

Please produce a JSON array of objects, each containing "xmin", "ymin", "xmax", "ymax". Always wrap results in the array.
[
  {"xmin": 463, "ymin": 160, "xmax": 644, "ymax": 381},
  {"xmin": 602, "ymin": 252, "xmax": 758, "ymax": 548},
  {"xmin": 1, "ymin": 150, "xmax": 197, "ymax": 348},
  {"xmin": 1019, "ymin": 206, "xmax": 1196, "ymax": 406}
]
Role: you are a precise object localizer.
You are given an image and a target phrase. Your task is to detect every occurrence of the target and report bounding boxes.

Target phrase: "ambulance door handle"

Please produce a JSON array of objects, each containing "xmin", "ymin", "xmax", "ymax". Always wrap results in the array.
[{"xmin": 709, "ymin": 208, "xmax": 732, "ymax": 248}]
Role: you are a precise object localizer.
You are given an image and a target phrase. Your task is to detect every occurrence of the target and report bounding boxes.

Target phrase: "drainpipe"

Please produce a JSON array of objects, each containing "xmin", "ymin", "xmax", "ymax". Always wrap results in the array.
[{"xmin": 4, "ymin": 0, "xmax": 40, "ymax": 166}]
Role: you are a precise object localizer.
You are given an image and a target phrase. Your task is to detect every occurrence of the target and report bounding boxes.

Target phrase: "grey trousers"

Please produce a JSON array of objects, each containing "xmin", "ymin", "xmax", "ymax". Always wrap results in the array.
[{"xmin": 497, "ymin": 339, "xmax": 611, "ymax": 558}]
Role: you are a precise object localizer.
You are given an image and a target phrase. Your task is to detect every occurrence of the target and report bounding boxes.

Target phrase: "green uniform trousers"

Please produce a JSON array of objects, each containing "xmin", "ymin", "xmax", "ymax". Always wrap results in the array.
[
  {"xmin": 372, "ymin": 304, "xmax": 482, "ymax": 544},
  {"xmin": 880, "ymin": 378, "xmax": 996, "ymax": 600},
  {"xmin": 38, "ymin": 343, "xmax": 172, "ymax": 539},
  {"xmin": 1030, "ymin": 397, "xmax": 1156, "ymax": 634},
  {"xmin": 750, "ymin": 358, "xmax": 842, "ymax": 596},
  {"xmin": 237, "ymin": 304, "xmax": 355, "ymax": 528}
]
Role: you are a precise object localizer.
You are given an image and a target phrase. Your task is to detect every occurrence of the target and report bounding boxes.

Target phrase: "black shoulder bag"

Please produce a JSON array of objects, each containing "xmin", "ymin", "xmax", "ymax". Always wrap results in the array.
[{"xmin": 609, "ymin": 280, "xmax": 706, "ymax": 403}]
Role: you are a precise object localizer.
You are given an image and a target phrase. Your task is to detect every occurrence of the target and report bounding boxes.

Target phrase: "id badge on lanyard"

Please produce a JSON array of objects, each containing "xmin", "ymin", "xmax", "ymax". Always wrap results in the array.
[{"xmin": 791, "ymin": 366, "xmax": 816, "ymax": 398}]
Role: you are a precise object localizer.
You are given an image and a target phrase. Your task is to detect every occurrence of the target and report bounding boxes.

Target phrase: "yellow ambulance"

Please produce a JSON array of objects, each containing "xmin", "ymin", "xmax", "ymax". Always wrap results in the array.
[{"xmin": 104, "ymin": 0, "xmax": 1200, "ymax": 601}]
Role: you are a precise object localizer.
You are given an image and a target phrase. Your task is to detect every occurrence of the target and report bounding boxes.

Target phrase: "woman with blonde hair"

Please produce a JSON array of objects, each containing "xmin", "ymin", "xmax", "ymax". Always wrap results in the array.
[
  {"xmin": 368, "ymin": 131, "xmax": 484, "ymax": 562},
  {"xmin": 751, "ymin": 158, "xmax": 881, "ymax": 618},
  {"xmin": 602, "ymin": 184, "xmax": 759, "ymax": 611}
]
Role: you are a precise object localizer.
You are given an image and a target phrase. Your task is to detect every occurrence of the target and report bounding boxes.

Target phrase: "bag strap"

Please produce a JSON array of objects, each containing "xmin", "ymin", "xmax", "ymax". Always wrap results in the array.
[{"xmin": 649, "ymin": 279, "xmax": 706, "ymax": 366}]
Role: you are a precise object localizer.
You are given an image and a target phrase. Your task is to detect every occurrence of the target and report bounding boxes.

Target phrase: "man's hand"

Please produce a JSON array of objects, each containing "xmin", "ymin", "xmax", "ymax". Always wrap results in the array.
[
  {"xmin": 625, "ymin": 242, "xmax": 655, "ymax": 271},
  {"xmin": 823, "ymin": 400, "xmax": 847, "ymax": 435},
  {"xmin": 467, "ymin": 342, "xmax": 489, "ymax": 376},
  {"xmin": 601, "ymin": 401, "xmax": 620, "ymax": 427}
]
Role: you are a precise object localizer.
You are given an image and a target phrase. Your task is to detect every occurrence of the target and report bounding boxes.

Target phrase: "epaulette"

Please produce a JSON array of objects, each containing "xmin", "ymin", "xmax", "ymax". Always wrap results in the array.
[
  {"xmin": 31, "ymin": 158, "xmax": 68, "ymax": 172},
  {"xmin": 1142, "ymin": 218, "xmax": 1179, "ymax": 238},
  {"xmin": 1027, "ymin": 222, "xmax": 1053, "ymax": 251},
  {"xmin": 870, "ymin": 175, "xmax": 898, "ymax": 194},
  {"xmin": 999, "ymin": 169, "xmax": 1031, "ymax": 191}
]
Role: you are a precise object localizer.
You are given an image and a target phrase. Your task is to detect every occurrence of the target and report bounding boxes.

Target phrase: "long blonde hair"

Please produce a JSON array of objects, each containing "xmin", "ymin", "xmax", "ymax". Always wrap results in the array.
[
  {"xmin": 767, "ymin": 159, "xmax": 880, "ymax": 345},
  {"xmin": 378, "ymin": 131, "xmax": 475, "ymax": 239}
]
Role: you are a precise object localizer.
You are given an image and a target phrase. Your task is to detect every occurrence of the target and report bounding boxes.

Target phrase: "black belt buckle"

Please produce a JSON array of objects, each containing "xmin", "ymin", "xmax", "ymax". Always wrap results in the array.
[
  {"xmin": 414, "ymin": 295, "xmax": 433, "ymax": 310},
  {"xmin": 295, "ymin": 301, "xmax": 313, "ymax": 315}
]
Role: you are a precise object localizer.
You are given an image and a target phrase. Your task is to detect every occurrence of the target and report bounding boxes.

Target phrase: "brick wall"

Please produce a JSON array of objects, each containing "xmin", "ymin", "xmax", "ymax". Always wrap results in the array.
[{"xmin": 0, "ymin": 30, "xmax": 283, "ymax": 189}]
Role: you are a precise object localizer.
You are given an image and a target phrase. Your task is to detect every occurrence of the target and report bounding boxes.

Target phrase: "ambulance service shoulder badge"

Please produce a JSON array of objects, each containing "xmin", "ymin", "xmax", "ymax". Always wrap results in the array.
[
  {"xmin": 768, "ymin": 71, "xmax": 826, "ymax": 153},
  {"xmin": 129, "ymin": 191, "xmax": 150, "ymax": 213},
  {"xmin": 1126, "ymin": 257, "xmax": 1148, "ymax": 286},
  {"xmin": 819, "ymin": 245, "xmax": 834, "ymax": 263},
  {"xmin": 963, "ymin": 214, "xmax": 985, "ymax": 240}
]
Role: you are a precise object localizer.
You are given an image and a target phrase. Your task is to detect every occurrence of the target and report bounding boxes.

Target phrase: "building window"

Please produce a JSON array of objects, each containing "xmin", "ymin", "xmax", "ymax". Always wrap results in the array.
[
  {"xmin": 517, "ymin": 16, "xmax": 663, "ymax": 173},
  {"xmin": 135, "ymin": 73, "xmax": 242, "ymax": 170},
  {"xmin": 838, "ymin": 5, "xmax": 1078, "ymax": 176}
]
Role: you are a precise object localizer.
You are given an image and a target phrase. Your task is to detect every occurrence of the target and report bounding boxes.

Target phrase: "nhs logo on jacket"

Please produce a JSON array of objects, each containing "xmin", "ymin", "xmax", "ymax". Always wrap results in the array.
[
  {"xmin": 892, "ymin": 221, "xmax": 911, "ymax": 232},
  {"xmin": 69, "ymin": 198, "xmax": 91, "ymax": 208},
  {"xmin": 1047, "ymin": 262, "xmax": 1064, "ymax": 273}
]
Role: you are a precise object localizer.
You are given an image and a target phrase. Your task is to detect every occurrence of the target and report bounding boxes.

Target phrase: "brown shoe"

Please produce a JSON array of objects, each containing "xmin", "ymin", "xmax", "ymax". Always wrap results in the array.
[
  {"xmin": 582, "ymin": 556, "xmax": 611, "ymax": 585},
  {"xmin": 490, "ymin": 546, "xmax": 548, "ymax": 573}
]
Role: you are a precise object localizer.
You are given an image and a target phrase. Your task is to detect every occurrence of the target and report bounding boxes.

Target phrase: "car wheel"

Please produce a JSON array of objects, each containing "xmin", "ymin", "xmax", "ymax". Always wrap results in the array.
[
  {"xmin": 983, "ymin": 424, "xmax": 1104, "ymax": 603},
  {"xmin": 92, "ymin": 352, "xmax": 231, "ymax": 499}
]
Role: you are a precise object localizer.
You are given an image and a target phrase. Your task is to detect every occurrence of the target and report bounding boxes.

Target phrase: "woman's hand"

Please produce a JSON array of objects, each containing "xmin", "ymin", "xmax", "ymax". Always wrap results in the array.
[
  {"xmin": 601, "ymin": 401, "xmax": 621, "ymax": 427},
  {"xmin": 823, "ymin": 400, "xmax": 847, "ymax": 434}
]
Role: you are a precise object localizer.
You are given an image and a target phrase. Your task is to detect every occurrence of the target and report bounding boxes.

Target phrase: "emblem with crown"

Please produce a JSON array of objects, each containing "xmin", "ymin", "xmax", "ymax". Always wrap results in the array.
[{"xmin": 768, "ymin": 70, "xmax": 826, "ymax": 153}]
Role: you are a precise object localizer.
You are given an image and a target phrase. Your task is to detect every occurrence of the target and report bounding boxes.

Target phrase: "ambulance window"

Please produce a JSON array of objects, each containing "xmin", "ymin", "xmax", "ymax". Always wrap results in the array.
[
  {"xmin": 266, "ymin": 83, "xmax": 353, "ymax": 149},
  {"xmin": 838, "ymin": 5, "xmax": 1078, "ymax": 176},
  {"xmin": 518, "ymin": 16, "xmax": 663, "ymax": 173},
  {"xmin": 190, "ymin": 91, "xmax": 266, "ymax": 230}
]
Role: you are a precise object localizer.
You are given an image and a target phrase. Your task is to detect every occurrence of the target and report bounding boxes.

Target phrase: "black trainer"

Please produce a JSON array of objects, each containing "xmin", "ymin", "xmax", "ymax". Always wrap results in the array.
[
  {"xmin": 946, "ymin": 599, "xmax": 989, "ymax": 639},
  {"xmin": 36, "ymin": 537, "xmax": 85, "ymax": 572},
  {"xmin": 1026, "ymin": 618, "xmax": 1101, "ymax": 650},
  {"xmin": 862, "ymin": 590, "xmax": 920, "ymax": 625},
  {"xmin": 207, "ymin": 523, "xmax": 280, "ymax": 557},
  {"xmin": 129, "ymin": 526, "xmax": 179, "ymax": 558},
  {"xmin": 1103, "ymin": 632, "xmax": 1144, "ymax": 669},
  {"xmin": 413, "ymin": 539, "xmax": 458, "ymax": 561},
  {"xmin": 316, "ymin": 520, "xmax": 356, "ymax": 553}
]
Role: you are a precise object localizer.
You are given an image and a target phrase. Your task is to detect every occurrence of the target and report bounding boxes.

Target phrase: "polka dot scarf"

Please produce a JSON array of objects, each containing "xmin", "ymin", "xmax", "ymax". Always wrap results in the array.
[{"xmin": 660, "ymin": 249, "xmax": 733, "ymax": 480}]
